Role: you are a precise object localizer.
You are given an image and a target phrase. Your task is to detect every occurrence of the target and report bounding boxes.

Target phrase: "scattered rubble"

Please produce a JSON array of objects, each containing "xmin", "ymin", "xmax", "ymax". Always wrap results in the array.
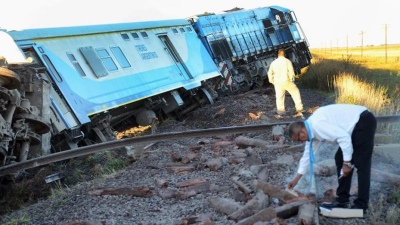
[{"xmin": 1, "ymin": 87, "xmax": 399, "ymax": 225}]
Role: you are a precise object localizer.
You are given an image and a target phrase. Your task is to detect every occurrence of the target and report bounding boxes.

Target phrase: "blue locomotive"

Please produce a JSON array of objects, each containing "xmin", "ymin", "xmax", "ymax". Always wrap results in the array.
[
  {"xmin": 189, "ymin": 5, "xmax": 311, "ymax": 91},
  {"xmin": 0, "ymin": 5, "xmax": 311, "ymax": 167}
]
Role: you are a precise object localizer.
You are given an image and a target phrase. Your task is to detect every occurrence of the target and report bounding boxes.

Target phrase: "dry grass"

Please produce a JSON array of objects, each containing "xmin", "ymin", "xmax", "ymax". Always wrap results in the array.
[
  {"xmin": 333, "ymin": 73, "xmax": 390, "ymax": 114},
  {"xmin": 368, "ymin": 194, "xmax": 400, "ymax": 225},
  {"xmin": 0, "ymin": 167, "xmax": 53, "ymax": 215},
  {"xmin": 312, "ymin": 44, "xmax": 400, "ymax": 71}
]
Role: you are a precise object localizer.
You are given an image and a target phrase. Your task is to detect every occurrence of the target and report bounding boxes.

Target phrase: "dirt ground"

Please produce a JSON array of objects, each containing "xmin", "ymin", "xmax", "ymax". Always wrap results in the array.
[{"xmin": 1, "ymin": 86, "xmax": 399, "ymax": 225}]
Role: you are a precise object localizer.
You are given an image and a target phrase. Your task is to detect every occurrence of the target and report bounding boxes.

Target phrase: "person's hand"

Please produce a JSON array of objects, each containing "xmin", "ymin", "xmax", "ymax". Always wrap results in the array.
[
  {"xmin": 288, "ymin": 179, "xmax": 298, "ymax": 189},
  {"xmin": 288, "ymin": 173, "xmax": 302, "ymax": 189},
  {"xmin": 341, "ymin": 164, "xmax": 353, "ymax": 177}
]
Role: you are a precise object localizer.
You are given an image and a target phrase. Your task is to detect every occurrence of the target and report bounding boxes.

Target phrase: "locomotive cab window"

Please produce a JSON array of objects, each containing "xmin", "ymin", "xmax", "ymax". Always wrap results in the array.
[
  {"xmin": 275, "ymin": 12, "xmax": 285, "ymax": 24},
  {"xmin": 275, "ymin": 14, "xmax": 282, "ymax": 24},
  {"xmin": 287, "ymin": 12, "xmax": 295, "ymax": 23},
  {"xmin": 262, "ymin": 19, "xmax": 275, "ymax": 33}
]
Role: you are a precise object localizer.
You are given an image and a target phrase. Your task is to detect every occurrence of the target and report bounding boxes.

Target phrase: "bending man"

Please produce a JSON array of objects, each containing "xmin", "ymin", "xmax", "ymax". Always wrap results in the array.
[{"xmin": 287, "ymin": 104, "xmax": 377, "ymax": 214}]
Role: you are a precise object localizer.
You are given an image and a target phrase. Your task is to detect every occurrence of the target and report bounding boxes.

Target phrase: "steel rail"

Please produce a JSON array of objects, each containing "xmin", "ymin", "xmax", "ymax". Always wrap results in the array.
[{"xmin": 1, "ymin": 115, "xmax": 399, "ymax": 176}]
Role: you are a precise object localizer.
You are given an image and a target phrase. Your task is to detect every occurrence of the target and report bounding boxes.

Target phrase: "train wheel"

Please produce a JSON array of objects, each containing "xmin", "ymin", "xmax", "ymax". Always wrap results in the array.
[
  {"xmin": 136, "ymin": 110, "xmax": 157, "ymax": 126},
  {"xmin": 15, "ymin": 131, "xmax": 41, "ymax": 145},
  {"xmin": 199, "ymin": 87, "xmax": 214, "ymax": 105},
  {"xmin": 13, "ymin": 113, "xmax": 51, "ymax": 134},
  {"xmin": 0, "ymin": 67, "xmax": 21, "ymax": 89},
  {"xmin": 253, "ymin": 76, "xmax": 266, "ymax": 88},
  {"xmin": 0, "ymin": 86, "xmax": 11, "ymax": 112}
]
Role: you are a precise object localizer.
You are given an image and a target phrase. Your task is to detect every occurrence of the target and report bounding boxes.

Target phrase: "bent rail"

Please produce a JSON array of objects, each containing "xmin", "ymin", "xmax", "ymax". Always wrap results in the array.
[{"xmin": 1, "ymin": 115, "xmax": 399, "ymax": 176}]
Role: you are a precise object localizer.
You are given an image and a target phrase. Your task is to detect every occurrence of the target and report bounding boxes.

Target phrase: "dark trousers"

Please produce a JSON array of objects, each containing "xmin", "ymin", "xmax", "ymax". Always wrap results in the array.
[{"xmin": 334, "ymin": 110, "xmax": 377, "ymax": 209}]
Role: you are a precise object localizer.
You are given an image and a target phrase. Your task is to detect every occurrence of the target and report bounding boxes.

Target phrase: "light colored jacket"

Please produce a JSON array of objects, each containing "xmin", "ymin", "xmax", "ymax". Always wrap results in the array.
[{"xmin": 267, "ymin": 56, "xmax": 295, "ymax": 84}]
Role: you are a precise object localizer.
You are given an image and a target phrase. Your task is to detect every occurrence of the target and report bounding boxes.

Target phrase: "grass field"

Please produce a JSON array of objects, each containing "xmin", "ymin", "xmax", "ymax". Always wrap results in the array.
[
  {"xmin": 300, "ymin": 45, "xmax": 400, "ymax": 139},
  {"xmin": 311, "ymin": 44, "xmax": 400, "ymax": 66},
  {"xmin": 305, "ymin": 44, "xmax": 400, "ymax": 94}
]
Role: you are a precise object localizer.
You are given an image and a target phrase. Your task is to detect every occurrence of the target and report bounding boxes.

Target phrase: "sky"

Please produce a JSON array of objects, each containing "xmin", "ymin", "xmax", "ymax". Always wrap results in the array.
[{"xmin": 1, "ymin": 0, "xmax": 399, "ymax": 48}]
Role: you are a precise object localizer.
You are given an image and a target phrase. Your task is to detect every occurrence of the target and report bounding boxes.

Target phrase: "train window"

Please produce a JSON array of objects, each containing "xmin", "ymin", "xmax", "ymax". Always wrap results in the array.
[
  {"xmin": 179, "ymin": 28, "xmax": 185, "ymax": 33},
  {"xmin": 110, "ymin": 46, "xmax": 131, "ymax": 68},
  {"xmin": 131, "ymin": 32, "xmax": 139, "ymax": 39},
  {"xmin": 186, "ymin": 27, "xmax": 193, "ymax": 32},
  {"xmin": 262, "ymin": 19, "xmax": 275, "ymax": 34},
  {"xmin": 66, "ymin": 53, "xmax": 86, "ymax": 77},
  {"xmin": 95, "ymin": 48, "xmax": 118, "ymax": 72},
  {"xmin": 42, "ymin": 54, "xmax": 63, "ymax": 82},
  {"xmin": 79, "ymin": 46, "xmax": 109, "ymax": 77},
  {"xmin": 275, "ymin": 12, "xmax": 286, "ymax": 24},
  {"xmin": 140, "ymin": 31, "xmax": 148, "ymax": 38},
  {"xmin": 287, "ymin": 13, "xmax": 294, "ymax": 23},
  {"xmin": 172, "ymin": 28, "xmax": 178, "ymax": 34},
  {"xmin": 120, "ymin": 33, "xmax": 130, "ymax": 41}
]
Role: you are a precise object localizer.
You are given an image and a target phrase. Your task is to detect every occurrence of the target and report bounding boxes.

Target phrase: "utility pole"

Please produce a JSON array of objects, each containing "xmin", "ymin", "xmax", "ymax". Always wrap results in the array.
[
  {"xmin": 346, "ymin": 35, "xmax": 349, "ymax": 55},
  {"xmin": 384, "ymin": 24, "xmax": 388, "ymax": 63},
  {"xmin": 359, "ymin": 31, "xmax": 365, "ymax": 57},
  {"xmin": 337, "ymin": 38, "xmax": 339, "ymax": 54}
]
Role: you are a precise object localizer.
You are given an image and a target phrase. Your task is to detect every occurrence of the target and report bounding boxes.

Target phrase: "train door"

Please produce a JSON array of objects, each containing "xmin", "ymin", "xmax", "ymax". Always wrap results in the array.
[{"xmin": 158, "ymin": 35, "xmax": 192, "ymax": 80}]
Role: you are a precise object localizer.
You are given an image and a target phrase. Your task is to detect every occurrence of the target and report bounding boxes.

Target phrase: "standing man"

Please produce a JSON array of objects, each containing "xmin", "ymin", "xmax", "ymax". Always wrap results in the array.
[
  {"xmin": 268, "ymin": 48, "xmax": 304, "ymax": 116},
  {"xmin": 287, "ymin": 104, "xmax": 377, "ymax": 214}
]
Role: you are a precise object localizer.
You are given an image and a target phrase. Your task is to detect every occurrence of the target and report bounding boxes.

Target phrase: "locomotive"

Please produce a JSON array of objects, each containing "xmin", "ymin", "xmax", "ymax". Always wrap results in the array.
[
  {"xmin": 0, "ymin": 5, "xmax": 311, "ymax": 169},
  {"xmin": 189, "ymin": 6, "xmax": 311, "ymax": 91}
]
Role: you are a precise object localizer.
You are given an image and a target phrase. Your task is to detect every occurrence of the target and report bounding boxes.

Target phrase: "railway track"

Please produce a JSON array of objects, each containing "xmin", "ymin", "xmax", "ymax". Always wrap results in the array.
[{"xmin": 1, "ymin": 115, "xmax": 400, "ymax": 177}]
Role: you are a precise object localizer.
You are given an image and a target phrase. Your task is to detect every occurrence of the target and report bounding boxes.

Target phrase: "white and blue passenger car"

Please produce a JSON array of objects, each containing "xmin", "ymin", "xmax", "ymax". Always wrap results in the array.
[{"xmin": 0, "ymin": 19, "xmax": 222, "ymax": 159}]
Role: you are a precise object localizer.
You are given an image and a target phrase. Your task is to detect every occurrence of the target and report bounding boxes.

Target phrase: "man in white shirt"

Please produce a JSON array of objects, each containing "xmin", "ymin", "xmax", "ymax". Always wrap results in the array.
[
  {"xmin": 287, "ymin": 104, "xmax": 377, "ymax": 214},
  {"xmin": 267, "ymin": 48, "xmax": 304, "ymax": 116}
]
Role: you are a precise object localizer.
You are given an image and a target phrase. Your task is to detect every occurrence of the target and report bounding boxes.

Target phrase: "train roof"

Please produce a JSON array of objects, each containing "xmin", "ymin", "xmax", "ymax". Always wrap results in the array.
[
  {"xmin": 7, "ymin": 19, "xmax": 190, "ymax": 41},
  {"xmin": 189, "ymin": 5, "xmax": 290, "ymax": 19},
  {"xmin": 267, "ymin": 5, "xmax": 290, "ymax": 12}
]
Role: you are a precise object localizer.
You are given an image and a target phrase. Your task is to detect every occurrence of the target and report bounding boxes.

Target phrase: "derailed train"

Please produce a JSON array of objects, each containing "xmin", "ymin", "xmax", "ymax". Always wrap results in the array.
[{"xmin": 0, "ymin": 5, "xmax": 311, "ymax": 168}]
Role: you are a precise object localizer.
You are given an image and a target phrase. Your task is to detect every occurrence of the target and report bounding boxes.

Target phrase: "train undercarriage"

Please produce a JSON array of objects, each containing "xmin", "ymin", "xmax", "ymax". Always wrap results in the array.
[
  {"xmin": 0, "ymin": 63, "xmax": 50, "ymax": 168},
  {"xmin": 0, "ymin": 59, "xmax": 224, "ymax": 170}
]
